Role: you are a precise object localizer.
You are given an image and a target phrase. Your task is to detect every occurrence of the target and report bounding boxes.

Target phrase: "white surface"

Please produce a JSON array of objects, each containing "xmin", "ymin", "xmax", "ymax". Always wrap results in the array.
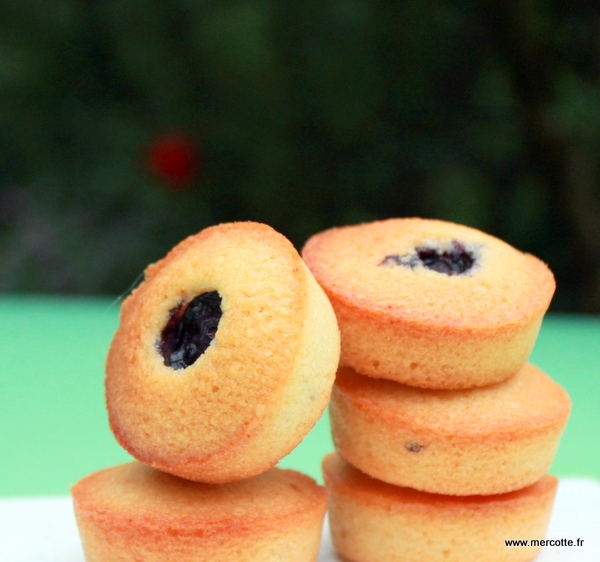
[{"xmin": 1, "ymin": 477, "xmax": 598, "ymax": 561}]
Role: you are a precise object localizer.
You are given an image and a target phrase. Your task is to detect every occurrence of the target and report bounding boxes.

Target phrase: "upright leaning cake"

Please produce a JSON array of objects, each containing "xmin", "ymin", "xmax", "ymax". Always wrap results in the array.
[
  {"xmin": 105, "ymin": 221, "xmax": 340, "ymax": 483},
  {"xmin": 302, "ymin": 218, "xmax": 570, "ymax": 562}
]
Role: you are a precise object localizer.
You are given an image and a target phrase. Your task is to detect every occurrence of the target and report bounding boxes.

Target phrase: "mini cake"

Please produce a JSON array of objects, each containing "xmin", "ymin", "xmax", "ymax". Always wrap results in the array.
[
  {"xmin": 302, "ymin": 218, "xmax": 555, "ymax": 388},
  {"xmin": 330, "ymin": 364, "xmax": 571, "ymax": 495},
  {"xmin": 72, "ymin": 461, "xmax": 328, "ymax": 562},
  {"xmin": 105, "ymin": 222, "xmax": 340, "ymax": 483},
  {"xmin": 323, "ymin": 453, "xmax": 558, "ymax": 562}
]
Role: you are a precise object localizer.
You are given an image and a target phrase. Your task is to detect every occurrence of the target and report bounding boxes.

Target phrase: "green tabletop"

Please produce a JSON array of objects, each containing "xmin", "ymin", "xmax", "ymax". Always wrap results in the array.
[{"xmin": 1, "ymin": 295, "xmax": 598, "ymax": 497}]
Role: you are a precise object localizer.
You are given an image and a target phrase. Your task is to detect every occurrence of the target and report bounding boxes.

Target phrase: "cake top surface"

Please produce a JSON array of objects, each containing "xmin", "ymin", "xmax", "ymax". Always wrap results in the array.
[
  {"xmin": 334, "ymin": 363, "xmax": 571, "ymax": 439},
  {"xmin": 302, "ymin": 218, "xmax": 555, "ymax": 328},
  {"xmin": 72, "ymin": 462, "xmax": 326, "ymax": 531}
]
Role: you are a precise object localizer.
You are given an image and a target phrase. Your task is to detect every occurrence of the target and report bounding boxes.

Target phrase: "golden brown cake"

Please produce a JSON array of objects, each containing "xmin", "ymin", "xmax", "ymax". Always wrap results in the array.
[
  {"xmin": 330, "ymin": 364, "xmax": 570, "ymax": 495},
  {"xmin": 72, "ymin": 461, "xmax": 328, "ymax": 562},
  {"xmin": 302, "ymin": 218, "xmax": 555, "ymax": 388},
  {"xmin": 323, "ymin": 453, "xmax": 558, "ymax": 562},
  {"xmin": 105, "ymin": 221, "xmax": 340, "ymax": 483}
]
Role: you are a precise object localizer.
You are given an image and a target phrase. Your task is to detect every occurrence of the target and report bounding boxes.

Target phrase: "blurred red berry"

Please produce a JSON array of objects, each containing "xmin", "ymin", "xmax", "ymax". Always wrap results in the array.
[{"xmin": 147, "ymin": 133, "xmax": 199, "ymax": 189}]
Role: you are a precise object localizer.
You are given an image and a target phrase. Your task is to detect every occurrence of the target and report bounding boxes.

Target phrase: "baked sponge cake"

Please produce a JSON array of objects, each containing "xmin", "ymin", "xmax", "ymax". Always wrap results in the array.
[
  {"xmin": 330, "ymin": 364, "xmax": 570, "ymax": 496},
  {"xmin": 323, "ymin": 452, "xmax": 558, "ymax": 562},
  {"xmin": 72, "ymin": 461, "xmax": 327, "ymax": 562},
  {"xmin": 106, "ymin": 221, "xmax": 340, "ymax": 483},
  {"xmin": 302, "ymin": 218, "xmax": 555, "ymax": 389}
]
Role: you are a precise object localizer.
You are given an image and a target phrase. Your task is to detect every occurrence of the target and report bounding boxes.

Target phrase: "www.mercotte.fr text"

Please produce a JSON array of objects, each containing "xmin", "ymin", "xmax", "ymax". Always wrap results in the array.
[{"xmin": 505, "ymin": 538, "xmax": 584, "ymax": 547}]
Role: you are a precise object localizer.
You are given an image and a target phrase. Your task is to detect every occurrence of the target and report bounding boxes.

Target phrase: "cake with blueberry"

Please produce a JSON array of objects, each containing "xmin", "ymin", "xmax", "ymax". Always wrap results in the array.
[
  {"xmin": 329, "ymin": 364, "xmax": 571, "ymax": 495},
  {"xmin": 302, "ymin": 218, "xmax": 555, "ymax": 389},
  {"xmin": 105, "ymin": 221, "xmax": 340, "ymax": 483}
]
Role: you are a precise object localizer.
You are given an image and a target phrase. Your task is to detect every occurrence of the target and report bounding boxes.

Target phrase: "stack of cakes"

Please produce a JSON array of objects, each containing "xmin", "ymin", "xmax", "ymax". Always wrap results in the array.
[
  {"xmin": 71, "ymin": 222, "xmax": 342, "ymax": 562},
  {"xmin": 302, "ymin": 218, "xmax": 571, "ymax": 562}
]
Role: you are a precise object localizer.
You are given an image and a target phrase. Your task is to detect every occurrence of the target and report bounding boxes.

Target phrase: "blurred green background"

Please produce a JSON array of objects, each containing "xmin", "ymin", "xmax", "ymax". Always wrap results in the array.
[
  {"xmin": 1, "ymin": 2, "xmax": 599, "ymax": 497},
  {"xmin": 1, "ymin": 0, "xmax": 600, "ymax": 312}
]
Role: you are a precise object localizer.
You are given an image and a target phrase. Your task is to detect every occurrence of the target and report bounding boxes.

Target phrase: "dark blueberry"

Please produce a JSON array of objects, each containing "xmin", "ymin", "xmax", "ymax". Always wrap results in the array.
[
  {"xmin": 159, "ymin": 291, "xmax": 222, "ymax": 370},
  {"xmin": 404, "ymin": 442, "xmax": 425, "ymax": 452},
  {"xmin": 379, "ymin": 240, "xmax": 475, "ymax": 276},
  {"xmin": 416, "ymin": 241, "xmax": 474, "ymax": 275}
]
